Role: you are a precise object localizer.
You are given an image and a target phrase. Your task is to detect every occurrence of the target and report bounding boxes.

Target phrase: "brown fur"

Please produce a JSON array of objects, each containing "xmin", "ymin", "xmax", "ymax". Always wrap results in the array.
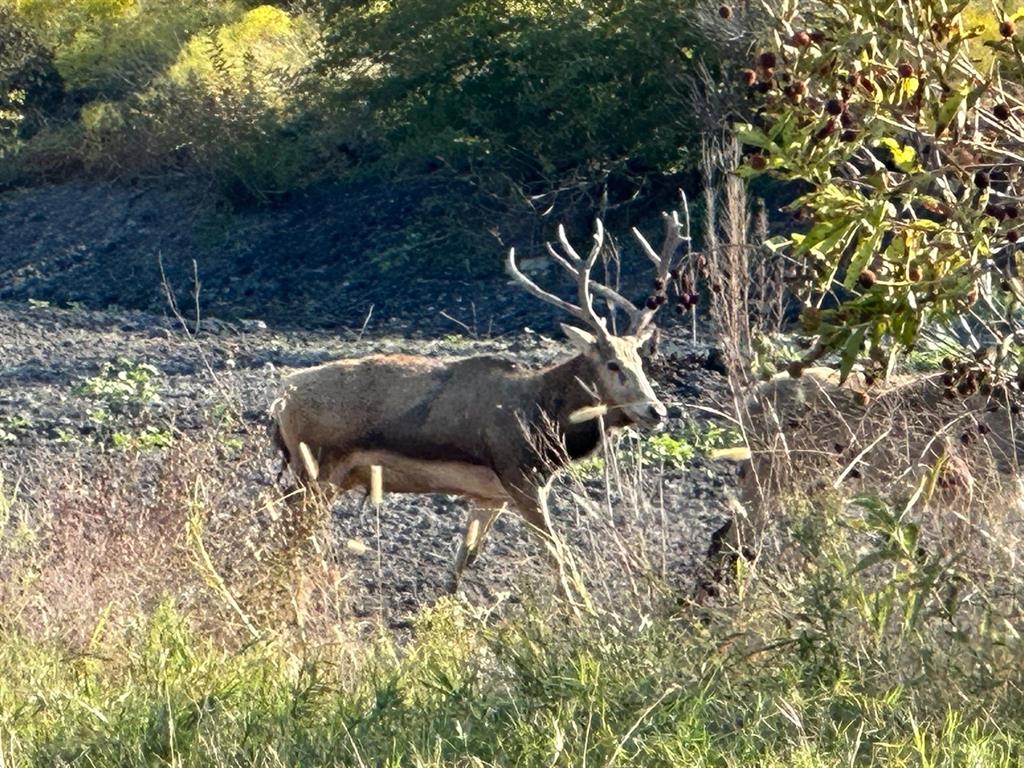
[{"xmin": 271, "ymin": 330, "xmax": 665, "ymax": 590}]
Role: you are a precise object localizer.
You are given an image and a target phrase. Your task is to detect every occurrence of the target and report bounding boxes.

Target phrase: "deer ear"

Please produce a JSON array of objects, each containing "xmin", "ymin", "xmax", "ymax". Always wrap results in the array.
[
  {"xmin": 561, "ymin": 323, "xmax": 597, "ymax": 352},
  {"xmin": 636, "ymin": 325, "xmax": 659, "ymax": 356}
]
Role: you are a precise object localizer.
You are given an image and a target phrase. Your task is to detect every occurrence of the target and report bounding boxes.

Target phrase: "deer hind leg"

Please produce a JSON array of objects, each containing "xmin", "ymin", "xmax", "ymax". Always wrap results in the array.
[{"xmin": 449, "ymin": 503, "xmax": 506, "ymax": 594}]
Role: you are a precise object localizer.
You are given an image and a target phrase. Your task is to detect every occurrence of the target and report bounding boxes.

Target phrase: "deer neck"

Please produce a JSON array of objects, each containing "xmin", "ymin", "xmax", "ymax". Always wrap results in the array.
[{"xmin": 533, "ymin": 354, "xmax": 614, "ymax": 461}]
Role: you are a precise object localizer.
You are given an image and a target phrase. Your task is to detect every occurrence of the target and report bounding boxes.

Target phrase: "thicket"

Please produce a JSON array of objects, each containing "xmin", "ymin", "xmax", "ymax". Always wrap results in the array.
[
  {"xmin": 0, "ymin": 0, "xmax": 746, "ymax": 214},
  {"xmin": 737, "ymin": 0, "xmax": 1024, "ymax": 385}
]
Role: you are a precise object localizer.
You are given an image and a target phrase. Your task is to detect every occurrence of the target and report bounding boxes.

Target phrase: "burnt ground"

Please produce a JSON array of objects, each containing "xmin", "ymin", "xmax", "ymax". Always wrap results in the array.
[
  {"xmin": 0, "ymin": 300, "xmax": 736, "ymax": 626},
  {"xmin": 0, "ymin": 177, "xmax": 673, "ymax": 335}
]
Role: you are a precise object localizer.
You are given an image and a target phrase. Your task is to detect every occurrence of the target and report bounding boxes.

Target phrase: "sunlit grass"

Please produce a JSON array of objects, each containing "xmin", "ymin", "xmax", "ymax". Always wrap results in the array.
[{"xmin": 1, "ymin": 428, "xmax": 1022, "ymax": 766}]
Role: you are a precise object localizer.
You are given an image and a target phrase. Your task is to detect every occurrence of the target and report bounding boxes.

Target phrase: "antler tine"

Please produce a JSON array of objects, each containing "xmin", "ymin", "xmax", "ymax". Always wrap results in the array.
[
  {"xmin": 627, "ymin": 209, "xmax": 687, "ymax": 335},
  {"xmin": 507, "ymin": 247, "xmax": 590, "ymax": 321},
  {"xmin": 556, "ymin": 224, "xmax": 583, "ymax": 262},
  {"xmin": 631, "ymin": 226, "xmax": 662, "ymax": 267},
  {"xmin": 575, "ymin": 219, "xmax": 612, "ymax": 341},
  {"xmin": 546, "ymin": 239, "xmax": 638, "ymax": 318}
]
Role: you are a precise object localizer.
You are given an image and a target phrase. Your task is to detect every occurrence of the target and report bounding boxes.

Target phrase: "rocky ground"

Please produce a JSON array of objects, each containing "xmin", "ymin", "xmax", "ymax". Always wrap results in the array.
[
  {"xmin": 0, "ymin": 298, "xmax": 736, "ymax": 625},
  {"xmin": 0, "ymin": 178, "xmax": 668, "ymax": 335}
]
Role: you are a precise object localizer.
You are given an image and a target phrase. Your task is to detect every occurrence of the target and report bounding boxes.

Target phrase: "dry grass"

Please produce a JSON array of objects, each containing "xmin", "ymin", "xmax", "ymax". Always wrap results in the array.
[{"xmin": 0, "ymin": 431, "xmax": 354, "ymax": 652}]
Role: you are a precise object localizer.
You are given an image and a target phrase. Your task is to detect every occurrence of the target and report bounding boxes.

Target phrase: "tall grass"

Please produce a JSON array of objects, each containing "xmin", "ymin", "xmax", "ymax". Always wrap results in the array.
[{"xmin": 1, "ymin": 420, "xmax": 1023, "ymax": 765}]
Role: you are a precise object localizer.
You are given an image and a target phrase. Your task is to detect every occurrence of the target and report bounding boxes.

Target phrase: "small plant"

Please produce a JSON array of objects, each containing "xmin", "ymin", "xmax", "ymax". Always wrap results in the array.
[
  {"xmin": 0, "ymin": 414, "xmax": 32, "ymax": 443},
  {"xmin": 74, "ymin": 358, "xmax": 171, "ymax": 450},
  {"xmin": 111, "ymin": 425, "xmax": 173, "ymax": 451},
  {"xmin": 76, "ymin": 357, "xmax": 162, "ymax": 413},
  {"xmin": 641, "ymin": 432, "xmax": 696, "ymax": 468}
]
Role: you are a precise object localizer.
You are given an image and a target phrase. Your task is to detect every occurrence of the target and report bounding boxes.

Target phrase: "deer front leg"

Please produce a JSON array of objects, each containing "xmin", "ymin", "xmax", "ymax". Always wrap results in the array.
[
  {"xmin": 449, "ymin": 503, "xmax": 505, "ymax": 593},
  {"xmin": 500, "ymin": 468, "xmax": 592, "ymax": 614}
]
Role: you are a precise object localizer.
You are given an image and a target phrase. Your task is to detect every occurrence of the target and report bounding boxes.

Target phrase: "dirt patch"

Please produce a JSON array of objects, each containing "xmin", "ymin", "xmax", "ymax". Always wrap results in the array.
[{"xmin": 0, "ymin": 300, "xmax": 735, "ymax": 625}]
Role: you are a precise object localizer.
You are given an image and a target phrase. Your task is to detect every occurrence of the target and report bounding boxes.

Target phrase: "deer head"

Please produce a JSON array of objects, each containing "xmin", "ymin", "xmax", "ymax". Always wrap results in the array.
[{"xmin": 507, "ymin": 212, "xmax": 686, "ymax": 426}]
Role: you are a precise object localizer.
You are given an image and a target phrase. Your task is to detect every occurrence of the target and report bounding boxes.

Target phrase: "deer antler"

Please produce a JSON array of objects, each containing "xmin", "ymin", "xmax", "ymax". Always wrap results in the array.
[
  {"xmin": 625, "ymin": 209, "xmax": 687, "ymax": 335},
  {"xmin": 544, "ymin": 226, "xmax": 640, "ymax": 331},
  {"xmin": 507, "ymin": 220, "xmax": 614, "ymax": 342},
  {"xmin": 508, "ymin": 202, "xmax": 688, "ymax": 340}
]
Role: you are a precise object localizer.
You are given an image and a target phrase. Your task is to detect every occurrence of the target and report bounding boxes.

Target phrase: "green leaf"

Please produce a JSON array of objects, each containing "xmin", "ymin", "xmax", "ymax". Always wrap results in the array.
[
  {"xmin": 844, "ymin": 229, "xmax": 881, "ymax": 289},
  {"xmin": 839, "ymin": 327, "xmax": 866, "ymax": 382},
  {"xmin": 877, "ymin": 137, "xmax": 919, "ymax": 173},
  {"xmin": 934, "ymin": 89, "xmax": 965, "ymax": 136},
  {"xmin": 735, "ymin": 124, "xmax": 774, "ymax": 151}
]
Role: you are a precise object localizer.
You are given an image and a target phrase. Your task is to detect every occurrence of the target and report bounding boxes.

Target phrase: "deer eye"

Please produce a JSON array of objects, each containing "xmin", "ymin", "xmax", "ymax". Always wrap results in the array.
[{"xmin": 607, "ymin": 361, "xmax": 621, "ymax": 373}]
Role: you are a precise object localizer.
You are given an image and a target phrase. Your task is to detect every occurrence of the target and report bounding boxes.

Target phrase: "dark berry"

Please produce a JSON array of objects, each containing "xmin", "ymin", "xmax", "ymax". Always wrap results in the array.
[
  {"xmin": 758, "ymin": 51, "xmax": 778, "ymax": 69},
  {"xmin": 975, "ymin": 170, "xmax": 990, "ymax": 189},
  {"xmin": 841, "ymin": 128, "xmax": 858, "ymax": 142},
  {"xmin": 741, "ymin": 68, "xmax": 757, "ymax": 86},
  {"xmin": 646, "ymin": 296, "xmax": 659, "ymax": 310},
  {"xmin": 897, "ymin": 62, "xmax": 914, "ymax": 78},
  {"xmin": 749, "ymin": 154, "xmax": 768, "ymax": 170},
  {"xmin": 792, "ymin": 30, "xmax": 811, "ymax": 47},
  {"xmin": 1009, "ymin": 230, "xmax": 1020, "ymax": 243},
  {"xmin": 825, "ymin": 98, "xmax": 844, "ymax": 116},
  {"xmin": 718, "ymin": 4, "xmax": 733, "ymax": 19},
  {"xmin": 1006, "ymin": 205, "xmax": 1020, "ymax": 219},
  {"xmin": 995, "ymin": 102, "xmax": 1012, "ymax": 121},
  {"xmin": 810, "ymin": 30, "xmax": 825, "ymax": 45},
  {"xmin": 858, "ymin": 269, "xmax": 877, "ymax": 288},
  {"xmin": 815, "ymin": 119, "xmax": 837, "ymax": 141},
  {"xmin": 1000, "ymin": 20, "xmax": 1016, "ymax": 37}
]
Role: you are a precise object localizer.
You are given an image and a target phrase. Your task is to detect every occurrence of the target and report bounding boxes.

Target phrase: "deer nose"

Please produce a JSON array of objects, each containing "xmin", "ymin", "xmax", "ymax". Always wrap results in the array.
[{"xmin": 648, "ymin": 402, "xmax": 667, "ymax": 422}]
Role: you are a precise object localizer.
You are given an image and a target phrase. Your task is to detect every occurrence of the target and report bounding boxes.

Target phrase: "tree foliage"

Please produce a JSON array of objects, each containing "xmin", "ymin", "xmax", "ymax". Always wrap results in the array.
[
  {"xmin": 740, "ymin": 0, "xmax": 1024, "ymax": 386},
  {"xmin": 302, "ymin": 0, "xmax": 730, "ymax": 198}
]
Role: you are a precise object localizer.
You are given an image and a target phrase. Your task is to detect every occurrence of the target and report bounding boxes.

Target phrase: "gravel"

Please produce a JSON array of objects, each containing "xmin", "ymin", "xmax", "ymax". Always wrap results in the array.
[{"xmin": 0, "ymin": 298, "xmax": 736, "ymax": 625}]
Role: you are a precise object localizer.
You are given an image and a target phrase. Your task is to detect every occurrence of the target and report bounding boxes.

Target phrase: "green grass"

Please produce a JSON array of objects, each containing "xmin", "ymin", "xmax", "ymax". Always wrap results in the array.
[
  {"xmin": 2, "ymin": 473, "xmax": 1022, "ymax": 765},
  {"xmin": 2, "ymin": 590, "xmax": 1021, "ymax": 766}
]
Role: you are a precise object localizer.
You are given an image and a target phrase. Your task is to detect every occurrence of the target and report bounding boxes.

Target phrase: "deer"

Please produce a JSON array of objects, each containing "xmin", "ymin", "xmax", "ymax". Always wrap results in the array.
[
  {"xmin": 704, "ymin": 364, "xmax": 1024, "ymax": 588},
  {"xmin": 270, "ymin": 213, "xmax": 686, "ymax": 597}
]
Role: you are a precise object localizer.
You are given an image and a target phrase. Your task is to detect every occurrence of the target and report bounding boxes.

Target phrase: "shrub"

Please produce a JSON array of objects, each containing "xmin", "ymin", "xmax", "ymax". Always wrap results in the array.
[
  {"xmin": 314, "ymin": 0, "xmax": 751, "ymax": 203},
  {"xmin": 12, "ymin": 0, "xmax": 239, "ymax": 99},
  {"xmin": 737, "ymin": 0, "xmax": 1024, "ymax": 382}
]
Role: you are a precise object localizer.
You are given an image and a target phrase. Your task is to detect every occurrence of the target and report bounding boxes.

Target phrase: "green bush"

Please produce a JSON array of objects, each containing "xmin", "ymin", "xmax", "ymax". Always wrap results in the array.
[
  {"xmin": 314, "ymin": 0, "xmax": 743, "ymax": 196},
  {"xmin": 4, "ymin": 0, "xmax": 760, "ymax": 215},
  {"xmin": 0, "ymin": 5, "xmax": 63, "ymax": 157},
  {"xmin": 12, "ymin": 0, "xmax": 240, "ymax": 98},
  {"xmin": 40, "ymin": 4, "xmax": 329, "ymax": 202},
  {"xmin": 738, "ymin": 0, "xmax": 1024, "ymax": 382}
]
